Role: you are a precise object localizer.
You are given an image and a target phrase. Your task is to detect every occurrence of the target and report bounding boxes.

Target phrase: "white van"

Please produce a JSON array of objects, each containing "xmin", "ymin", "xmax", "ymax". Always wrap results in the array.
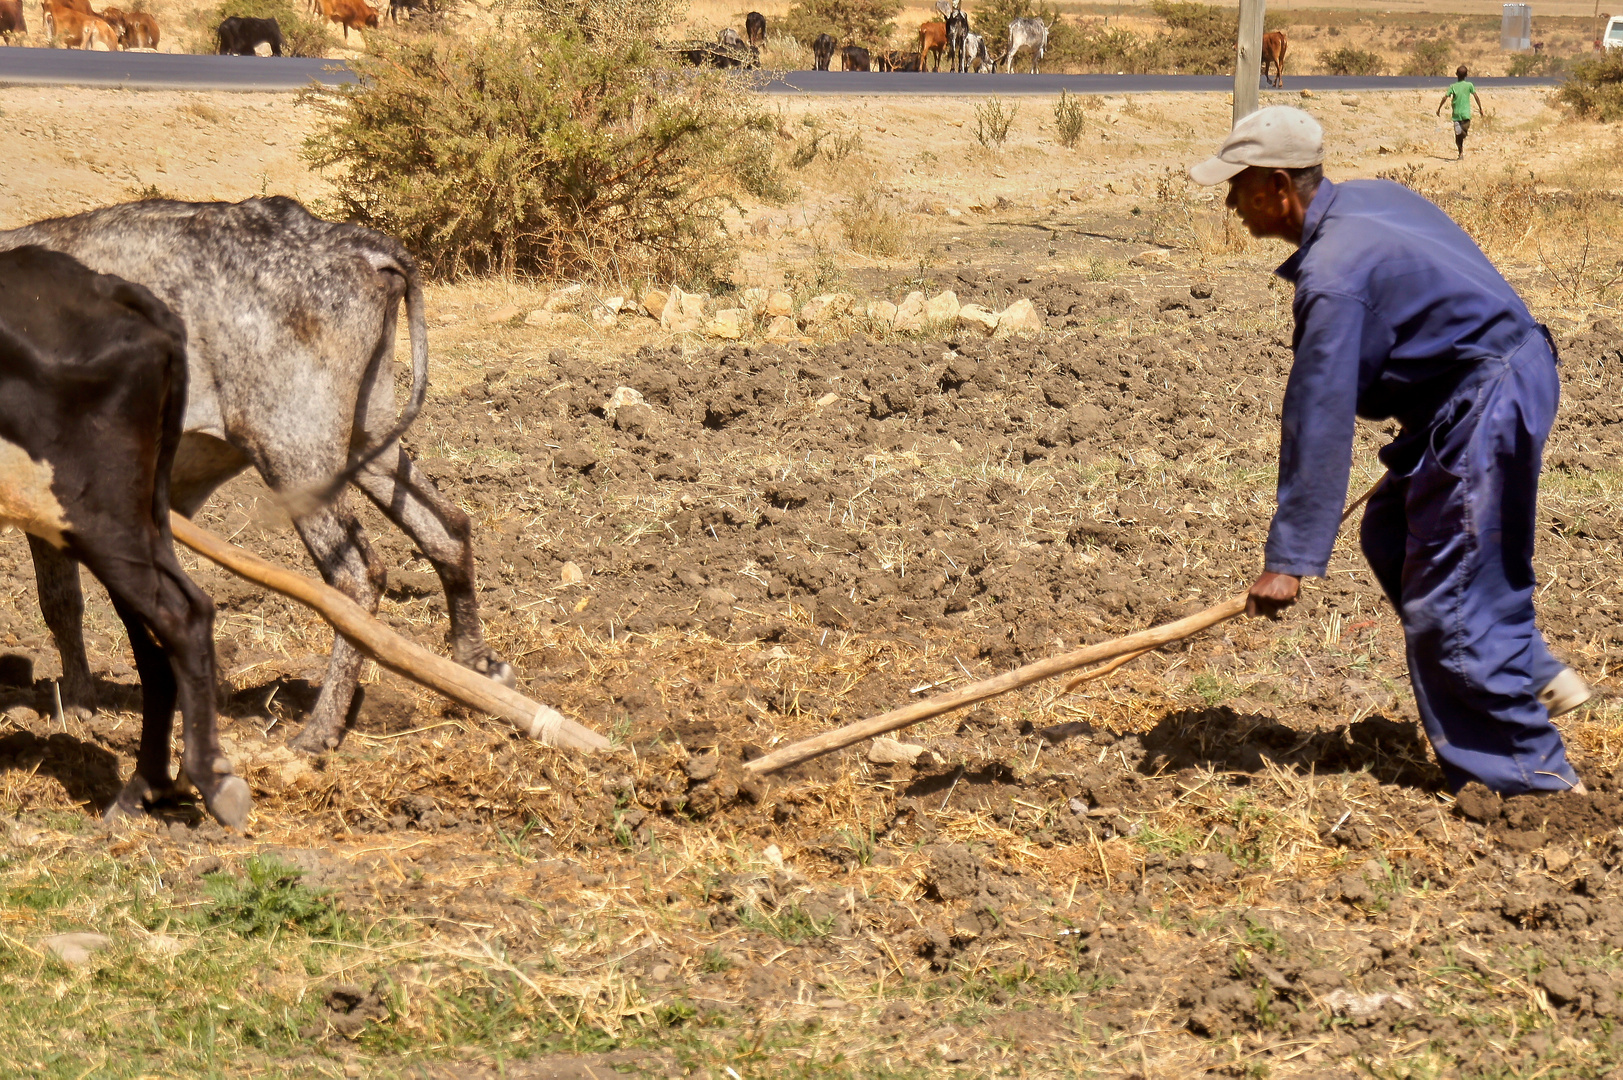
[{"xmin": 1606, "ymin": 15, "xmax": 1623, "ymax": 49}]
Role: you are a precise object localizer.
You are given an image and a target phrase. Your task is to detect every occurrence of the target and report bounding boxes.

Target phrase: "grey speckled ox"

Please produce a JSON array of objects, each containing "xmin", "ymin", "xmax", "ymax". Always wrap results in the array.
[{"xmin": 0, "ymin": 196, "xmax": 514, "ymax": 754}]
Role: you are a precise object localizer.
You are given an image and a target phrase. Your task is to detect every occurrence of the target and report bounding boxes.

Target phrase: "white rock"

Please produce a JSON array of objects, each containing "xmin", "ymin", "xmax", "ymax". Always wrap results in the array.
[
  {"xmin": 660, "ymin": 287, "xmax": 708, "ymax": 333},
  {"xmin": 741, "ymin": 287, "xmax": 769, "ymax": 315},
  {"xmin": 542, "ymin": 283, "xmax": 584, "ymax": 312},
  {"xmin": 995, "ymin": 298, "xmax": 1045, "ymax": 337},
  {"xmin": 602, "ymin": 296, "xmax": 626, "ymax": 314},
  {"xmin": 763, "ymin": 844, "xmax": 785, "ymax": 869},
  {"xmin": 43, "ymin": 932, "xmax": 112, "ymax": 966},
  {"xmin": 524, "ymin": 308, "xmax": 566, "ymax": 327},
  {"xmin": 484, "ymin": 304, "xmax": 521, "ymax": 325},
  {"xmin": 925, "ymin": 290, "xmax": 960, "ymax": 324},
  {"xmin": 868, "ymin": 737, "xmax": 927, "ymax": 764},
  {"xmin": 604, "ymin": 386, "xmax": 645, "ymax": 413},
  {"xmin": 1129, "ymin": 249, "xmax": 1172, "ymax": 268},
  {"xmin": 798, "ymin": 293, "xmax": 850, "ymax": 329},
  {"xmin": 957, "ymin": 304, "xmax": 999, "ymax": 334},
  {"xmin": 894, "ymin": 291, "xmax": 927, "ymax": 332},
  {"xmin": 765, "ymin": 290, "xmax": 794, "ymax": 318},
  {"xmin": 1323, "ymin": 989, "xmax": 1415, "ymax": 1018},
  {"xmin": 707, "ymin": 309, "xmax": 743, "ymax": 339},
  {"xmin": 591, "ymin": 306, "xmax": 618, "ymax": 329},
  {"xmin": 867, "ymin": 300, "xmax": 898, "ymax": 326},
  {"xmin": 765, "ymin": 315, "xmax": 799, "ymax": 340},
  {"xmin": 814, "ymin": 392, "xmax": 839, "ymax": 408},
  {"xmin": 560, "ymin": 561, "xmax": 585, "ymax": 585},
  {"xmin": 640, "ymin": 287, "xmax": 669, "ymax": 317}
]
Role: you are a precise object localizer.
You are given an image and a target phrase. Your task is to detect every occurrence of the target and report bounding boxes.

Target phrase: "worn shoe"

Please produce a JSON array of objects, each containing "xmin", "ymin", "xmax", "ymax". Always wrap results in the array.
[{"xmin": 1539, "ymin": 667, "xmax": 1593, "ymax": 719}]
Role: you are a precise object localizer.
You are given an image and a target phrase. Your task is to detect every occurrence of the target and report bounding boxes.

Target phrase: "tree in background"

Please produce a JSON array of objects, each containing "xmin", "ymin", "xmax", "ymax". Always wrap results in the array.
[{"xmin": 782, "ymin": 0, "xmax": 902, "ymax": 48}]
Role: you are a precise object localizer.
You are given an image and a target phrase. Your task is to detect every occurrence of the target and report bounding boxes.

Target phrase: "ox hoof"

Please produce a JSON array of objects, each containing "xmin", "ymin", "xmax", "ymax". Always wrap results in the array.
[
  {"xmin": 105, "ymin": 776, "xmax": 185, "ymax": 821},
  {"xmin": 475, "ymin": 655, "xmax": 516, "ymax": 689},
  {"xmin": 203, "ymin": 775, "xmax": 253, "ymax": 830}
]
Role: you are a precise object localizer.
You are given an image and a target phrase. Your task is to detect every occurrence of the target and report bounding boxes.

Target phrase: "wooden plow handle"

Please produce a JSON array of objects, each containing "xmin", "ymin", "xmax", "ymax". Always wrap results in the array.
[
  {"xmin": 169, "ymin": 512, "xmax": 610, "ymax": 755},
  {"xmin": 742, "ymin": 478, "xmax": 1385, "ymax": 777}
]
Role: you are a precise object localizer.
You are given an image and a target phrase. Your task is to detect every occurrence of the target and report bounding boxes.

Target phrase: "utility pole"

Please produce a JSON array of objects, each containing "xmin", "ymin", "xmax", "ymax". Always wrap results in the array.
[{"xmin": 1234, "ymin": 0, "xmax": 1265, "ymax": 125}]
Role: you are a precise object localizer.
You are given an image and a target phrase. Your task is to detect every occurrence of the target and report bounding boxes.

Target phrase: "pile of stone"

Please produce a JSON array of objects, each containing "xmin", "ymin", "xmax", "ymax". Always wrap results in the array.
[{"xmin": 503, "ymin": 284, "xmax": 1046, "ymax": 340}]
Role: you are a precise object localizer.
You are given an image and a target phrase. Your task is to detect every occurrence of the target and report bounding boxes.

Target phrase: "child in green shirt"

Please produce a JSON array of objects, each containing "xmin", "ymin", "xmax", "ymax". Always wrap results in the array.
[{"xmin": 1436, "ymin": 64, "xmax": 1484, "ymax": 159}]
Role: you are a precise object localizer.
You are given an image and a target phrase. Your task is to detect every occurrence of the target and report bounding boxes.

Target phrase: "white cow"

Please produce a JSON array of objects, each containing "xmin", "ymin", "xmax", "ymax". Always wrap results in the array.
[{"xmin": 1003, "ymin": 16, "xmax": 1049, "ymax": 74}]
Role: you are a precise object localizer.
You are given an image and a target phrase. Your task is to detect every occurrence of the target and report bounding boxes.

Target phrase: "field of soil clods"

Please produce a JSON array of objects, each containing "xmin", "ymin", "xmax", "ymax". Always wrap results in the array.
[{"xmin": 0, "ymin": 260, "xmax": 1620, "ymax": 1078}]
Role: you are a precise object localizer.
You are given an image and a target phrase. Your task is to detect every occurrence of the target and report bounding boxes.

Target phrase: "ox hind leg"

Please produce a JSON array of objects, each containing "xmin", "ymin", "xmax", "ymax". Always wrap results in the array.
[
  {"xmin": 86, "ymin": 536, "xmax": 250, "ymax": 828},
  {"xmin": 352, "ymin": 444, "xmax": 514, "ymax": 687},
  {"xmin": 287, "ymin": 499, "xmax": 387, "ymax": 753},
  {"xmin": 28, "ymin": 537, "xmax": 95, "ymax": 718}
]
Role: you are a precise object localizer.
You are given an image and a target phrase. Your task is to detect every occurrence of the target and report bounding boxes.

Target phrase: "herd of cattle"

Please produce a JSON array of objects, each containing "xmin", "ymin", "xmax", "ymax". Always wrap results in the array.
[
  {"xmin": 701, "ymin": 7, "xmax": 1052, "ymax": 73},
  {"xmin": 0, "ymin": 0, "xmax": 158, "ymax": 49},
  {"xmin": 0, "ymin": 197, "xmax": 514, "ymax": 829},
  {"xmin": 0, "ymin": 0, "xmax": 408, "ymax": 51}
]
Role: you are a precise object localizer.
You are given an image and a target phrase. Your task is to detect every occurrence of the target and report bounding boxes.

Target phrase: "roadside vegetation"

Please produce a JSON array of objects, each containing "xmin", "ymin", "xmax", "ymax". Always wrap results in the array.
[
  {"xmin": 304, "ymin": 21, "xmax": 781, "ymax": 286},
  {"xmin": 1560, "ymin": 49, "xmax": 1623, "ymax": 122}
]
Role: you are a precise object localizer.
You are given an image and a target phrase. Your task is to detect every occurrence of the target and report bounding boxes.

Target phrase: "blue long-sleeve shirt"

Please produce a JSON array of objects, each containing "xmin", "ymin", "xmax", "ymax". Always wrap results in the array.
[{"xmin": 1265, "ymin": 178, "xmax": 1539, "ymax": 577}]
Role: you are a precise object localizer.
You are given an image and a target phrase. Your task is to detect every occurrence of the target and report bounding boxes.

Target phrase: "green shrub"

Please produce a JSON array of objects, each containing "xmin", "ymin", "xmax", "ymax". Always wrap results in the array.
[
  {"xmin": 1053, "ymin": 89, "xmax": 1086, "ymax": 148},
  {"xmin": 1558, "ymin": 50, "xmax": 1623, "ymax": 121},
  {"xmin": 781, "ymin": 0, "xmax": 901, "ymax": 48},
  {"xmin": 200, "ymin": 0, "xmax": 333, "ymax": 56},
  {"xmin": 1319, "ymin": 45, "xmax": 1382, "ymax": 75},
  {"xmin": 1399, "ymin": 37, "xmax": 1452, "ymax": 76},
  {"xmin": 304, "ymin": 30, "xmax": 780, "ymax": 285},
  {"xmin": 196, "ymin": 856, "xmax": 350, "ymax": 938},
  {"xmin": 1507, "ymin": 51, "xmax": 1567, "ymax": 77}
]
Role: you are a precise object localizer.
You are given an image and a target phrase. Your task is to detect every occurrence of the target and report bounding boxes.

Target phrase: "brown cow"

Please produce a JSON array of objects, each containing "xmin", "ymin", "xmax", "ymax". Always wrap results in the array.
[
  {"xmin": 917, "ymin": 19, "xmax": 946, "ymax": 71},
  {"xmin": 44, "ymin": 2, "xmax": 117, "ymax": 48},
  {"xmin": 317, "ymin": 0, "xmax": 377, "ymax": 40},
  {"xmin": 1262, "ymin": 30, "xmax": 1287, "ymax": 88},
  {"xmin": 102, "ymin": 6, "xmax": 157, "ymax": 47},
  {"xmin": 1, "ymin": 0, "xmax": 25, "ymax": 42}
]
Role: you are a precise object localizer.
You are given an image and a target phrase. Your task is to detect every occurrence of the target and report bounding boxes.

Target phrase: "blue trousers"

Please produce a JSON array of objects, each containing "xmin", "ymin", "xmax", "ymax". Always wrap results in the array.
[{"xmin": 1359, "ymin": 329, "xmax": 1578, "ymax": 795}]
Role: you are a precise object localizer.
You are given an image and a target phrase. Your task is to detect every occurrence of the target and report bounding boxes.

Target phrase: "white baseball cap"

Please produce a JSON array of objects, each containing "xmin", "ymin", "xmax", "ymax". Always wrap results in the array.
[{"xmin": 1189, "ymin": 106, "xmax": 1324, "ymax": 186}]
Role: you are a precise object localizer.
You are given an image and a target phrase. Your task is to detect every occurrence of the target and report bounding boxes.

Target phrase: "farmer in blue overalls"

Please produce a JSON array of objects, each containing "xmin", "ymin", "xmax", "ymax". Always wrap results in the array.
[{"xmin": 1189, "ymin": 106, "xmax": 1592, "ymax": 795}]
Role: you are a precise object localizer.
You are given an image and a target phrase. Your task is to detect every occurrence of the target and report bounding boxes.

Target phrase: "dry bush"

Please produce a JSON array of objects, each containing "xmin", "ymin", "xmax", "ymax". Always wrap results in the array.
[
  {"xmin": 304, "ymin": 31, "xmax": 781, "ymax": 286},
  {"xmin": 1053, "ymin": 89, "xmax": 1087, "ymax": 149},
  {"xmin": 1399, "ymin": 37, "xmax": 1452, "ymax": 76},
  {"xmin": 973, "ymin": 95, "xmax": 1017, "ymax": 150},
  {"xmin": 1319, "ymin": 45, "xmax": 1382, "ymax": 75},
  {"xmin": 757, "ymin": 29, "xmax": 809, "ymax": 69},
  {"xmin": 1152, "ymin": 169, "xmax": 1257, "ymax": 259},
  {"xmin": 836, "ymin": 189, "xmax": 912, "ymax": 258},
  {"xmin": 1379, "ymin": 163, "xmax": 1623, "ymax": 307},
  {"xmin": 515, "ymin": 0, "xmax": 686, "ymax": 51}
]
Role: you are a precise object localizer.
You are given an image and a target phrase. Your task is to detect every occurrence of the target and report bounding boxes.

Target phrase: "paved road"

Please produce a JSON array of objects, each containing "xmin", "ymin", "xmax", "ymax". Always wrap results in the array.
[
  {"xmin": 0, "ymin": 48, "xmax": 352, "ymax": 92},
  {"xmin": 0, "ymin": 47, "xmax": 1563, "ymax": 95}
]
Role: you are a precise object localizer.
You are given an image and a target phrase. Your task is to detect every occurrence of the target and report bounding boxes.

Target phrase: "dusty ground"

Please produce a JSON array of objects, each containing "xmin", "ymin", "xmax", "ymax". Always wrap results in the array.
[{"xmin": 0, "ymin": 82, "xmax": 1621, "ymax": 1078}]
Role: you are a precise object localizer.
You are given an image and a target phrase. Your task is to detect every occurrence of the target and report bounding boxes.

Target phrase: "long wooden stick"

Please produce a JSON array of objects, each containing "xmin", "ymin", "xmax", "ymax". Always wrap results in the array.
[
  {"xmin": 743, "ymin": 478, "xmax": 1385, "ymax": 777},
  {"xmin": 742, "ymin": 594, "xmax": 1247, "ymax": 776},
  {"xmin": 169, "ymin": 513, "xmax": 611, "ymax": 755}
]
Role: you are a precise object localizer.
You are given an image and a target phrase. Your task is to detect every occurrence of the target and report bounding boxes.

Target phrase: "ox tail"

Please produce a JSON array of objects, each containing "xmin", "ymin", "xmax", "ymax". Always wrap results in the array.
[{"xmin": 278, "ymin": 250, "xmax": 429, "ymax": 518}]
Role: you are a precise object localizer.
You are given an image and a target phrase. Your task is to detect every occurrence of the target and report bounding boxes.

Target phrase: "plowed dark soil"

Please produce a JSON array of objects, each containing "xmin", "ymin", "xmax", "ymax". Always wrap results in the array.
[{"xmin": 0, "ymin": 269, "xmax": 1619, "ymax": 1077}]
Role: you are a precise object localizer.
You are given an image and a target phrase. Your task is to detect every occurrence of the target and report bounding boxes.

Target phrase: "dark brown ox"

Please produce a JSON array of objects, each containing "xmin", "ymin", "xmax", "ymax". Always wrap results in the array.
[{"xmin": 0, "ymin": 246, "xmax": 250, "ymax": 828}]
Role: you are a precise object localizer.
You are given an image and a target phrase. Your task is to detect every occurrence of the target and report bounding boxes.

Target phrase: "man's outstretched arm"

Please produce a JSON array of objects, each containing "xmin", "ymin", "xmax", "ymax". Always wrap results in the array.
[{"xmin": 1250, "ymin": 290, "xmax": 1388, "ymax": 616}]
